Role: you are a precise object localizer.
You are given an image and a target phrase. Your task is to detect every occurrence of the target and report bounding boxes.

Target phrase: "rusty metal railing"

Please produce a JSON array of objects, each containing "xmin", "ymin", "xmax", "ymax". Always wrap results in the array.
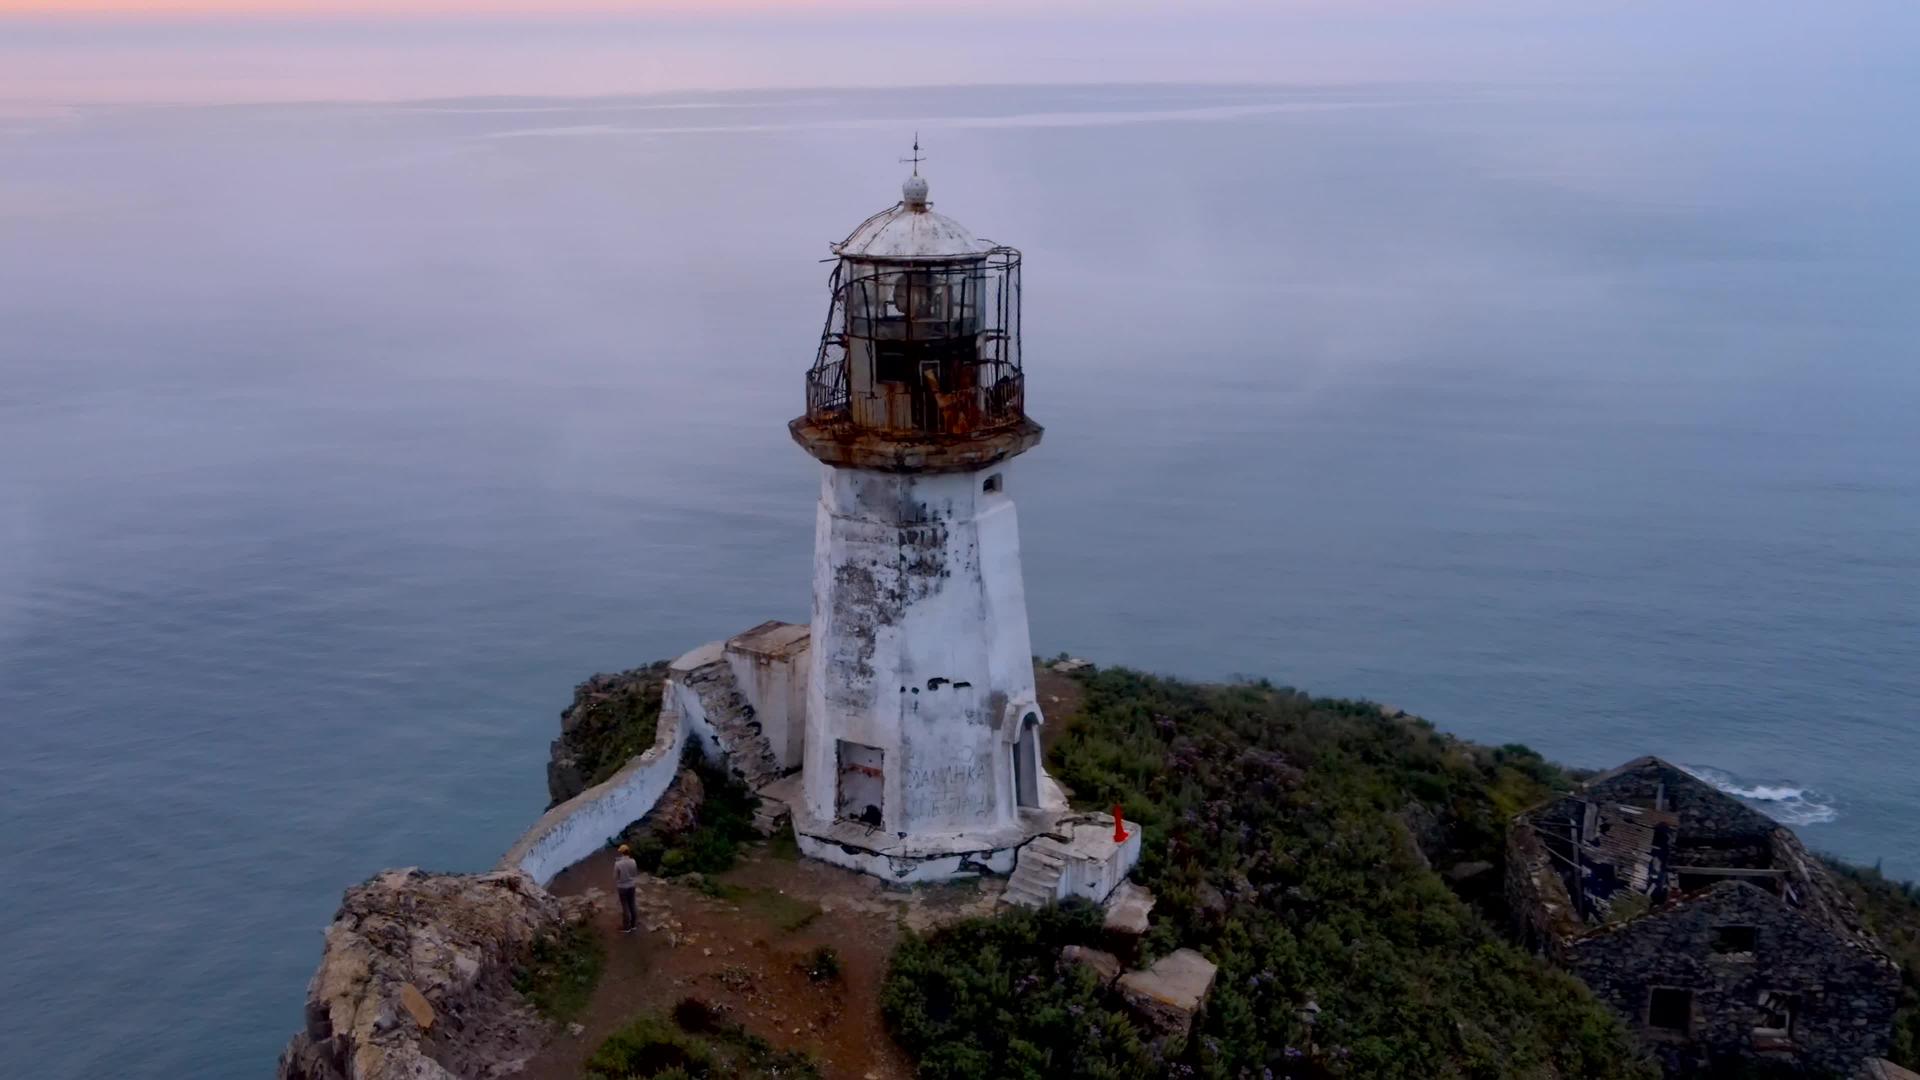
[{"xmin": 802, "ymin": 247, "xmax": 1023, "ymax": 436}]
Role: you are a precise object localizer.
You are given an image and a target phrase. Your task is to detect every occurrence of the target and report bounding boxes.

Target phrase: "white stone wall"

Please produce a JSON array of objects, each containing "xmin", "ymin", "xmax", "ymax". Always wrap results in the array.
[
  {"xmin": 801, "ymin": 461, "xmax": 1042, "ymax": 841},
  {"xmin": 498, "ymin": 674, "xmax": 719, "ymax": 886},
  {"xmin": 1058, "ymin": 828, "xmax": 1144, "ymax": 905}
]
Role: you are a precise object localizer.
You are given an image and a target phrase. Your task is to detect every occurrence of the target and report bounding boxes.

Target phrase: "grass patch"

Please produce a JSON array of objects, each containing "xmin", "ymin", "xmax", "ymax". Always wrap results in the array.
[
  {"xmin": 585, "ymin": 1004, "xmax": 822, "ymax": 1079},
  {"xmin": 766, "ymin": 826, "xmax": 801, "ymax": 862},
  {"xmin": 884, "ymin": 668, "xmax": 1656, "ymax": 1080},
  {"xmin": 728, "ymin": 885, "xmax": 823, "ymax": 933},
  {"xmin": 513, "ymin": 919, "xmax": 604, "ymax": 1023}
]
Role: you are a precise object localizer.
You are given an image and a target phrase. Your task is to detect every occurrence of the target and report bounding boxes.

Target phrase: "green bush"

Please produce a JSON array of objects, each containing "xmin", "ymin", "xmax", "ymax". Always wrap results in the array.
[
  {"xmin": 586, "ymin": 1014, "xmax": 712, "ymax": 1078},
  {"xmin": 619, "ymin": 748, "xmax": 763, "ymax": 879},
  {"xmin": 803, "ymin": 945, "xmax": 840, "ymax": 983},
  {"xmin": 886, "ymin": 668, "xmax": 1656, "ymax": 1080},
  {"xmin": 586, "ymin": 1007, "xmax": 820, "ymax": 1079},
  {"xmin": 884, "ymin": 902, "xmax": 1156, "ymax": 1080},
  {"xmin": 552, "ymin": 664, "xmax": 671, "ymax": 804}
]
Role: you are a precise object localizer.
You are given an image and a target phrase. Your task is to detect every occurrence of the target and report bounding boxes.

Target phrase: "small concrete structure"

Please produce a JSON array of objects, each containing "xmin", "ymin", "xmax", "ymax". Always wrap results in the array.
[
  {"xmin": 1509, "ymin": 757, "xmax": 1900, "ymax": 1077},
  {"xmin": 1003, "ymin": 815, "xmax": 1143, "ymax": 909},
  {"xmin": 1117, "ymin": 949, "xmax": 1218, "ymax": 1040},
  {"xmin": 725, "ymin": 620, "xmax": 810, "ymax": 771},
  {"xmin": 1103, "ymin": 881, "xmax": 1156, "ymax": 937}
]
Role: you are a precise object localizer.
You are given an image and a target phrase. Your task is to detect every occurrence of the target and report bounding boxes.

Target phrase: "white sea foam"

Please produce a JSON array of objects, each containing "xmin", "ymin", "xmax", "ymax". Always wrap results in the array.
[{"xmin": 1679, "ymin": 765, "xmax": 1839, "ymax": 827}]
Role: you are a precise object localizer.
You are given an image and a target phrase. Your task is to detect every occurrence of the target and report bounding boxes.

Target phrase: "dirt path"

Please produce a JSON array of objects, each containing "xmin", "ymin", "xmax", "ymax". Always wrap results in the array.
[{"xmin": 522, "ymin": 844, "xmax": 1000, "ymax": 1080}]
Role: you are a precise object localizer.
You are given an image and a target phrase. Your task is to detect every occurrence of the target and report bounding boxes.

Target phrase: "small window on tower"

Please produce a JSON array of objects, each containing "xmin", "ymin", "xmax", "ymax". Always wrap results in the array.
[
  {"xmin": 983, "ymin": 474, "xmax": 1003, "ymax": 494},
  {"xmin": 1648, "ymin": 988, "xmax": 1693, "ymax": 1035},
  {"xmin": 875, "ymin": 346, "xmax": 914, "ymax": 385}
]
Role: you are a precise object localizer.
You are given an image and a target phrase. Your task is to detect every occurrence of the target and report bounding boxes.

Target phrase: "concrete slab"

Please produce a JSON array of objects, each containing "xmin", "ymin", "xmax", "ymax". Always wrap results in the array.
[
  {"xmin": 757, "ymin": 773, "xmax": 805, "ymax": 807},
  {"xmin": 669, "ymin": 639, "xmax": 728, "ymax": 673},
  {"xmin": 727, "ymin": 620, "xmax": 810, "ymax": 659},
  {"xmin": 1103, "ymin": 881, "xmax": 1155, "ymax": 936},
  {"xmin": 1117, "ymin": 949, "xmax": 1217, "ymax": 1039}
]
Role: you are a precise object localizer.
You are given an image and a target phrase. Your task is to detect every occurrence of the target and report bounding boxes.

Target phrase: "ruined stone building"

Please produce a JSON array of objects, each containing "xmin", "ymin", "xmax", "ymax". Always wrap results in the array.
[{"xmin": 1508, "ymin": 757, "xmax": 1899, "ymax": 1076}]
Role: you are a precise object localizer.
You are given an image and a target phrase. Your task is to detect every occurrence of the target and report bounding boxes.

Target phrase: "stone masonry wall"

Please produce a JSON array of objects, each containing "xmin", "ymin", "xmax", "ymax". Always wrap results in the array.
[{"xmin": 1569, "ymin": 879, "xmax": 1900, "ymax": 1076}]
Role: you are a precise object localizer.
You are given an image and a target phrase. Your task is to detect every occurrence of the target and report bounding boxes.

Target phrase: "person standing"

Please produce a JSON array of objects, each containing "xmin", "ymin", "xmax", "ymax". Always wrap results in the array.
[{"xmin": 612, "ymin": 844, "xmax": 640, "ymax": 935}]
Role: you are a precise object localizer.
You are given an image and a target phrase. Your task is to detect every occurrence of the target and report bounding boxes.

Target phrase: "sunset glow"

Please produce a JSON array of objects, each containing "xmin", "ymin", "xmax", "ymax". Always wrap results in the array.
[{"xmin": 5, "ymin": 0, "xmax": 1064, "ymax": 14}]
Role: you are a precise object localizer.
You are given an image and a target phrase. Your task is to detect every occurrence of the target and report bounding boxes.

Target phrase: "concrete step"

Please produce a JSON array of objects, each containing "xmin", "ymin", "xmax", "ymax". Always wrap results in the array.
[
  {"xmin": 682, "ymin": 659, "xmax": 784, "ymax": 790},
  {"xmin": 1001, "ymin": 883, "xmax": 1053, "ymax": 909},
  {"xmin": 751, "ymin": 796, "xmax": 791, "ymax": 837},
  {"xmin": 1004, "ymin": 840, "xmax": 1068, "ymax": 909}
]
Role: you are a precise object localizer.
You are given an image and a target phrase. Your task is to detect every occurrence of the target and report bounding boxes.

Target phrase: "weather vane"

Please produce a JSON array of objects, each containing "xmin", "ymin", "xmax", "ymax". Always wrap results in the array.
[{"xmin": 901, "ymin": 133, "xmax": 925, "ymax": 176}]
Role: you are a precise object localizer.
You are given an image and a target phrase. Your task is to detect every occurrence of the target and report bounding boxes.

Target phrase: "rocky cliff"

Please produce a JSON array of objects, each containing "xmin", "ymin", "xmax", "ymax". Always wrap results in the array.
[
  {"xmin": 277, "ymin": 869, "xmax": 589, "ymax": 1080},
  {"xmin": 545, "ymin": 663, "xmax": 669, "ymax": 806}
]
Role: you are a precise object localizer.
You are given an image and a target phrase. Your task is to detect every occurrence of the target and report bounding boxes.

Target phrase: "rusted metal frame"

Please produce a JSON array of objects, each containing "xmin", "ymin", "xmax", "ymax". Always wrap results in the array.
[{"xmin": 803, "ymin": 251, "xmax": 1025, "ymax": 433}]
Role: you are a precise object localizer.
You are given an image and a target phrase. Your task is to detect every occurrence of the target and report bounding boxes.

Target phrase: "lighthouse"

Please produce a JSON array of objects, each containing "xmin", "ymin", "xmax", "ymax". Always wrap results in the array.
[
  {"xmin": 787, "ymin": 167, "xmax": 1063, "ymax": 879},
  {"xmin": 503, "ymin": 161, "xmax": 1141, "ymax": 901}
]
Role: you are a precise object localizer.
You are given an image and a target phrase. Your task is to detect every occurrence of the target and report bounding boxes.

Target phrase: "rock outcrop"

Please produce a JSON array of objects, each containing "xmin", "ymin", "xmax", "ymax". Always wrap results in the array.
[
  {"xmin": 642, "ymin": 767, "xmax": 705, "ymax": 837},
  {"xmin": 546, "ymin": 663, "xmax": 669, "ymax": 806},
  {"xmin": 277, "ymin": 869, "xmax": 587, "ymax": 1080},
  {"xmin": 1058, "ymin": 944, "xmax": 1123, "ymax": 985}
]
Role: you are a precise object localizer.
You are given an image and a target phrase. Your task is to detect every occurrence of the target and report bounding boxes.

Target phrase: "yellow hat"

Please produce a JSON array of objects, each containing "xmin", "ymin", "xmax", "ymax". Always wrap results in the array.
[{"xmin": 617, "ymin": 843, "xmax": 631, "ymax": 855}]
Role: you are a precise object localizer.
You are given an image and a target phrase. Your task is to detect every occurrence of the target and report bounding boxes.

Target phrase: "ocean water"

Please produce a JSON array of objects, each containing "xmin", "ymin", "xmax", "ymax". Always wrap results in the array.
[{"xmin": 1, "ymin": 82, "xmax": 1915, "ymax": 1078}]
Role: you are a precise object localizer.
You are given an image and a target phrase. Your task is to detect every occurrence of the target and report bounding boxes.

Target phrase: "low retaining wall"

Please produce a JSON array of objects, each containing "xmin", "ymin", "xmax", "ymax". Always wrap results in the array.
[{"xmin": 499, "ymin": 671, "xmax": 720, "ymax": 886}]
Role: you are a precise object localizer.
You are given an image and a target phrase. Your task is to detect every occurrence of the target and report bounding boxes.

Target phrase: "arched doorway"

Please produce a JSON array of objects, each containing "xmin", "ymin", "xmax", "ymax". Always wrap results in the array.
[{"xmin": 1014, "ymin": 712, "xmax": 1041, "ymax": 810}]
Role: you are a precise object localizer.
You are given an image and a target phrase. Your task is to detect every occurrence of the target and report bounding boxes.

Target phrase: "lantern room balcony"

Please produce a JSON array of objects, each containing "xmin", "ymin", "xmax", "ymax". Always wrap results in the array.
[
  {"xmin": 791, "ymin": 248, "xmax": 1042, "ymax": 472},
  {"xmin": 791, "ymin": 360, "xmax": 1042, "ymax": 472},
  {"xmin": 802, "ymin": 356, "xmax": 1026, "ymax": 435}
]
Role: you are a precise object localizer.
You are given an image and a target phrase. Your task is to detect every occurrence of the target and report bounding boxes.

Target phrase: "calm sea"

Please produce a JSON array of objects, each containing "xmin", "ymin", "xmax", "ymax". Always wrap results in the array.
[{"xmin": 1, "ymin": 83, "xmax": 1914, "ymax": 1078}]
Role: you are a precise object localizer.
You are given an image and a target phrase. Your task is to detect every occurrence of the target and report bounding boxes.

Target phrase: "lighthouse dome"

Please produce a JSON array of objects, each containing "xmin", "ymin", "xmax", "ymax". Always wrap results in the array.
[{"xmin": 833, "ymin": 176, "xmax": 993, "ymax": 261}]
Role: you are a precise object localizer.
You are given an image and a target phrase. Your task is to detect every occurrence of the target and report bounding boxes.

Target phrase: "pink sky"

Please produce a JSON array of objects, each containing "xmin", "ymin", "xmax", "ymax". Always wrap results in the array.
[
  {"xmin": 7, "ymin": 0, "xmax": 1119, "ymax": 13},
  {"xmin": 0, "ymin": 2, "xmax": 1905, "ymax": 105},
  {"xmin": 6, "ymin": 1, "xmax": 788, "ymax": 12}
]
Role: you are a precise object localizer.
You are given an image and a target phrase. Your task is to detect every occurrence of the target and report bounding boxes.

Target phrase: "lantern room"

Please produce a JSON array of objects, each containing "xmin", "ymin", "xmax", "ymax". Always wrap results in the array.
[{"xmin": 795, "ymin": 174, "xmax": 1035, "ymax": 465}]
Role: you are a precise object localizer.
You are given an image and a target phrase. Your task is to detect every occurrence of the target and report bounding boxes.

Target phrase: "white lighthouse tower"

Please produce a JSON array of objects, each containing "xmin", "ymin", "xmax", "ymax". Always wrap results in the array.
[{"xmin": 787, "ymin": 167, "xmax": 1065, "ymax": 880}]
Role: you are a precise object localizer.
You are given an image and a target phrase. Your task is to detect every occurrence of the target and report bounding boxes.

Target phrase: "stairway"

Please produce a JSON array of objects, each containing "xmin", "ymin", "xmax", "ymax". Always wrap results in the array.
[
  {"xmin": 751, "ymin": 793, "xmax": 792, "ymax": 836},
  {"xmin": 1002, "ymin": 837, "xmax": 1069, "ymax": 909},
  {"xmin": 679, "ymin": 657, "xmax": 783, "ymax": 791}
]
